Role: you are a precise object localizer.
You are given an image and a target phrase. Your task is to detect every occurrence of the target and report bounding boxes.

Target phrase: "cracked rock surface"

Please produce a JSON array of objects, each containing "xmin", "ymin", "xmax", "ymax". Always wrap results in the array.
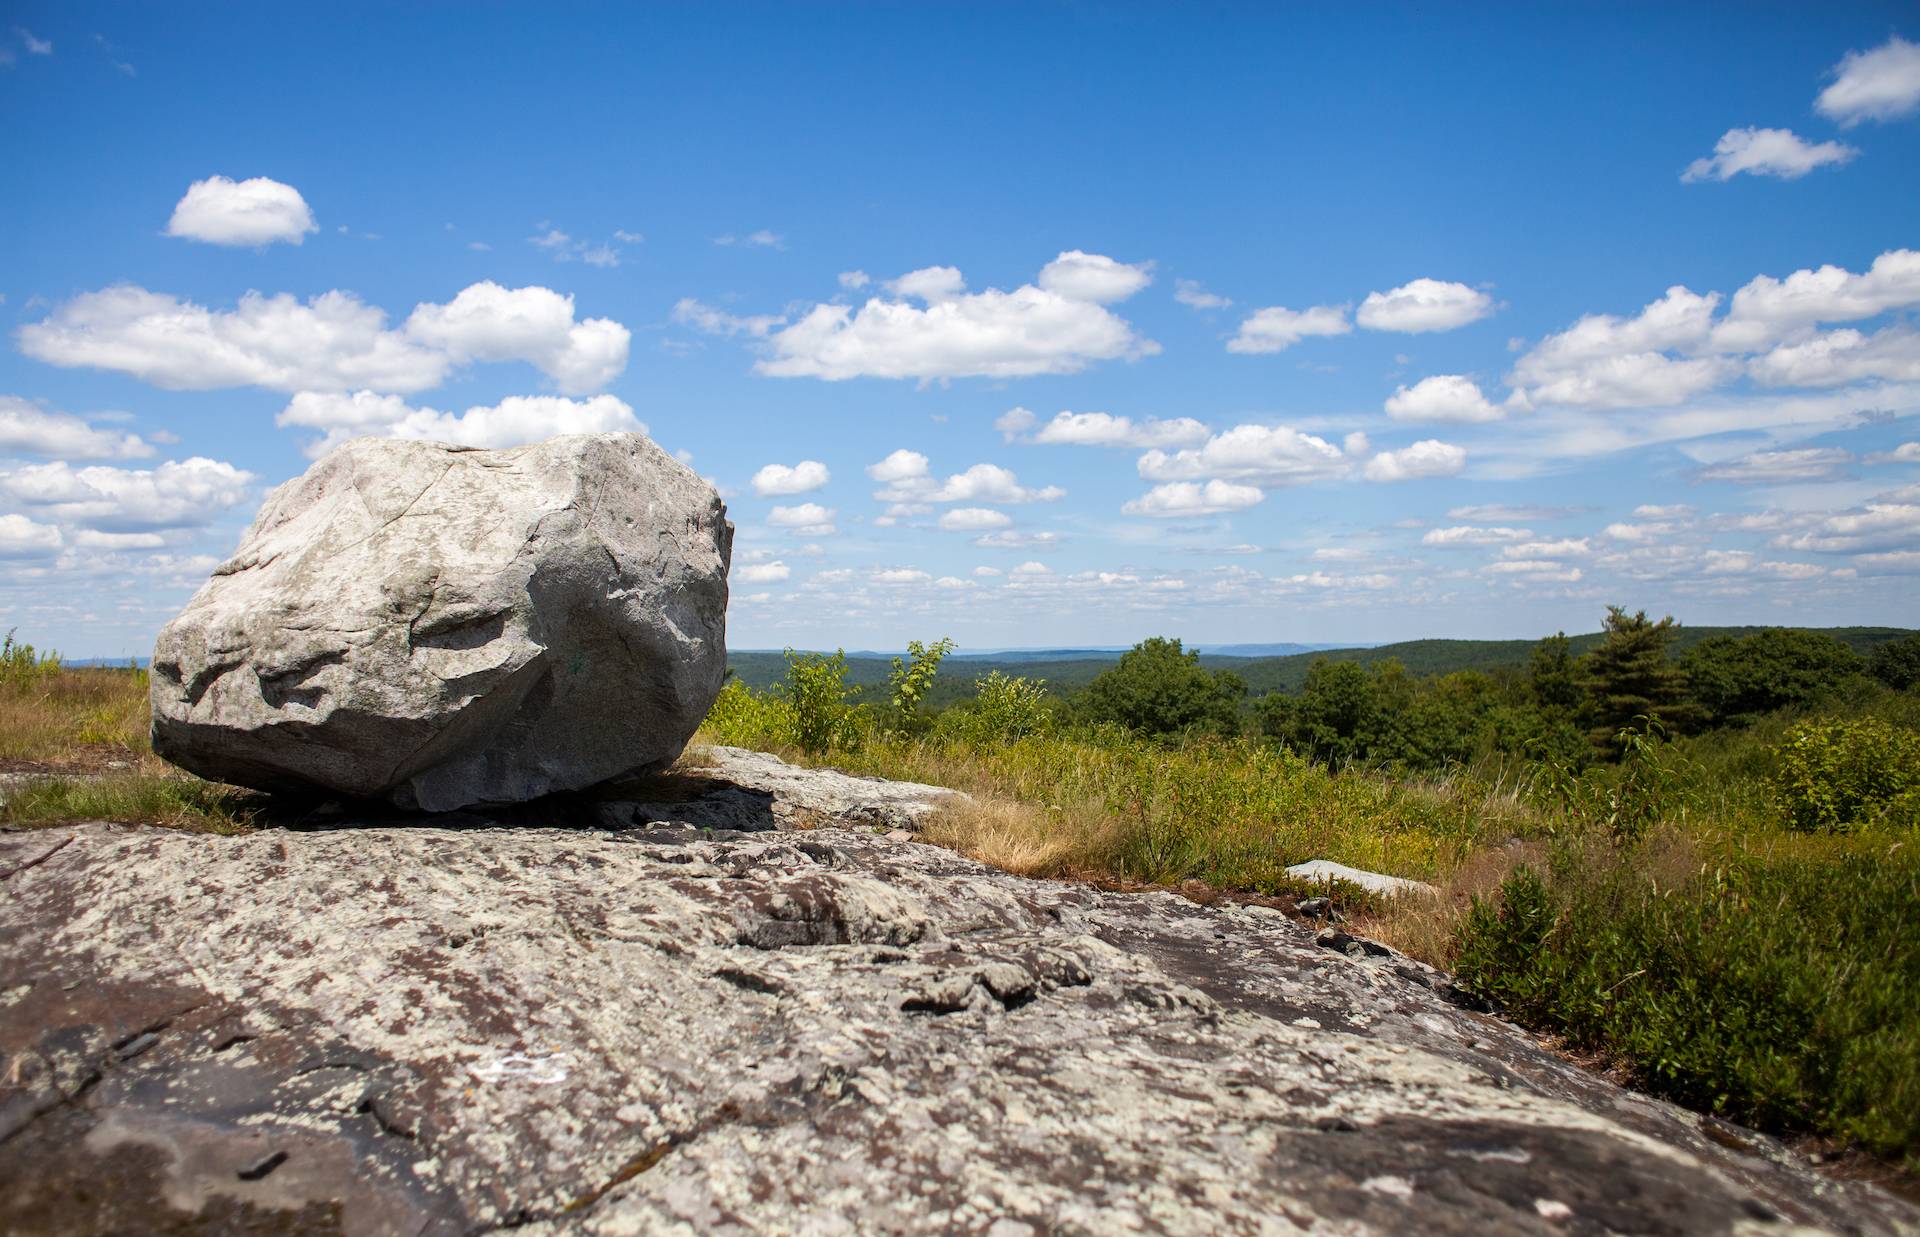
[{"xmin": 1, "ymin": 760, "xmax": 1912, "ymax": 1234}]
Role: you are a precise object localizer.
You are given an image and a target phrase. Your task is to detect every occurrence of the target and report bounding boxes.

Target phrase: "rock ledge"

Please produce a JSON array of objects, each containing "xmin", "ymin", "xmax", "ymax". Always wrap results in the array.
[{"xmin": 0, "ymin": 752, "xmax": 1910, "ymax": 1234}]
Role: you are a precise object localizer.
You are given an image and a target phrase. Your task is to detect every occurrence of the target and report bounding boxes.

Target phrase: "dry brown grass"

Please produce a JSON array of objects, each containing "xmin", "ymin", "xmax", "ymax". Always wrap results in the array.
[
  {"xmin": 1357, "ymin": 840, "xmax": 1549, "ymax": 967},
  {"xmin": 919, "ymin": 795, "xmax": 1102, "ymax": 877}
]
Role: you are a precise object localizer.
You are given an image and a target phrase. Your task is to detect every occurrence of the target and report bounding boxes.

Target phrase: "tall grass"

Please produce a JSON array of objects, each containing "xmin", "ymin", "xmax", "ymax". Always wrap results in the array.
[
  {"xmin": 0, "ymin": 659, "xmax": 153, "ymax": 764},
  {"xmin": 701, "ymin": 680, "xmax": 1537, "ymax": 890}
]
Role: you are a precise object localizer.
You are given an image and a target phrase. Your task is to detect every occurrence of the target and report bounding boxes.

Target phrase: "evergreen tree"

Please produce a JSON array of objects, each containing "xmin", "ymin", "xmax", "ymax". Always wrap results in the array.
[
  {"xmin": 1580, "ymin": 606, "xmax": 1701, "ymax": 755},
  {"xmin": 1527, "ymin": 632, "xmax": 1582, "ymax": 715}
]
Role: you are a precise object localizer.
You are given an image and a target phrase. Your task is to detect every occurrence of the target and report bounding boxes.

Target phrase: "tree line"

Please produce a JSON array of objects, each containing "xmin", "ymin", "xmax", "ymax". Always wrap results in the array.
[{"xmin": 1068, "ymin": 609, "xmax": 1920, "ymax": 770}]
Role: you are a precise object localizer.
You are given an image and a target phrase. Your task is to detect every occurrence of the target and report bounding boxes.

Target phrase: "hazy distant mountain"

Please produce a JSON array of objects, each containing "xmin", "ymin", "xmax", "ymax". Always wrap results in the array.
[{"xmin": 1188, "ymin": 643, "xmax": 1360, "ymax": 658}]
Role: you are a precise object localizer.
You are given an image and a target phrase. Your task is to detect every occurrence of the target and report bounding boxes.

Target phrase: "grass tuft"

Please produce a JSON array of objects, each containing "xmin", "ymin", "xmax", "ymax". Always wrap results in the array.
[{"xmin": 2, "ymin": 774, "xmax": 260, "ymax": 834}]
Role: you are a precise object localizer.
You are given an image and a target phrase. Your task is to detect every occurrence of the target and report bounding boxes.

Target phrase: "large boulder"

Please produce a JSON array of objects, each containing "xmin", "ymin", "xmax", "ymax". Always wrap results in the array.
[{"xmin": 149, "ymin": 433, "xmax": 731, "ymax": 810}]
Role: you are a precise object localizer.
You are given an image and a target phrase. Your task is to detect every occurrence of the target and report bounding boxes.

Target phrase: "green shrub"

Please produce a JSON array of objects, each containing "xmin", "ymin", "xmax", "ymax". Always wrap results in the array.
[
  {"xmin": 1769, "ymin": 717, "xmax": 1920, "ymax": 832},
  {"xmin": 938, "ymin": 671, "xmax": 1054, "ymax": 745},
  {"xmin": 1454, "ymin": 843, "xmax": 1920, "ymax": 1167},
  {"xmin": 1, "ymin": 630, "xmax": 61, "ymax": 687},
  {"xmin": 1522, "ymin": 718, "xmax": 1692, "ymax": 843},
  {"xmin": 701, "ymin": 678, "xmax": 796, "ymax": 749},
  {"xmin": 885, "ymin": 638, "xmax": 954, "ymax": 737},
  {"xmin": 780, "ymin": 648, "xmax": 856, "ymax": 756}
]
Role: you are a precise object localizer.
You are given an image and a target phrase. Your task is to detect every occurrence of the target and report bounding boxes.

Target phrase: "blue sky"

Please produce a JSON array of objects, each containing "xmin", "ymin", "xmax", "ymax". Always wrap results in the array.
[{"xmin": 3, "ymin": 3, "xmax": 1919, "ymax": 658}]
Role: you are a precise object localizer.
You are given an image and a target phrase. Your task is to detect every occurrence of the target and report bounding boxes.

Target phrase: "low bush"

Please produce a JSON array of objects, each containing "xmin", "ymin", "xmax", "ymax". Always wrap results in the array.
[
  {"xmin": 778, "ymin": 649, "xmax": 857, "ymax": 756},
  {"xmin": 1770, "ymin": 717, "xmax": 1920, "ymax": 832},
  {"xmin": 1453, "ymin": 838, "xmax": 1920, "ymax": 1167},
  {"xmin": 702, "ymin": 677, "xmax": 797, "ymax": 750},
  {"xmin": 935, "ymin": 671, "xmax": 1054, "ymax": 745},
  {"xmin": 2, "ymin": 631, "xmax": 62, "ymax": 686}
]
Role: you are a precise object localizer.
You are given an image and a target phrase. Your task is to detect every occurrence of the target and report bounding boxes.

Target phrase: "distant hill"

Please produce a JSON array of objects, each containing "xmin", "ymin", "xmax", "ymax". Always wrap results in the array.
[
  {"xmin": 728, "ymin": 626, "xmax": 1916, "ymax": 704},
  {"xmin": 1190, "ymin": 642, "xmax": 1356, "ymax": 658}
]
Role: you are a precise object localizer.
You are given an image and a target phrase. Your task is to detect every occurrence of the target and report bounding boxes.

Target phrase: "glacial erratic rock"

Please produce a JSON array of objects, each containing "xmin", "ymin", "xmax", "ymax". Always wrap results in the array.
[
  {"xmin": 149, "ymin": 433, "xmax": 731, "ymax": 810},
  {"xmin": 2, "ymin": 797, "xmax": 1912, "ymax": 1232}
]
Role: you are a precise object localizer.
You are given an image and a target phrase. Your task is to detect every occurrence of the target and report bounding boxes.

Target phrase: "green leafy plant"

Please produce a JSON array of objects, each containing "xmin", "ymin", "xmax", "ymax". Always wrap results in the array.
[
  {"xmin": 780, "ymin": 648, "xmax": 854, "ymax": 756},
  {"xmin": 700, "ymin": 678, "xmax": 796, "ymax": 749},
  {"xmin": 1770, "ymin": 716, "xmax": 1920, "ymax": 832},
  {"xmin": 1, "ymin": 629, "xmax": 61, "ymax": 687},
  {"xmin": 941, "ymin": 670, "xmax": 1054, "ymax": 745},
  {"xmin": 886, "ymin": 637, "xmax": 955, "ymax": 736},
  {"xmin": 1600, "ymin": 718, "xmax": 1689, "ymax": 843}
]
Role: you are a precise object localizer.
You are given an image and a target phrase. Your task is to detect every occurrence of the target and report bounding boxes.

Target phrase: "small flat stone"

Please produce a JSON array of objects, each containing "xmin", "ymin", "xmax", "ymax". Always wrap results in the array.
[{"xmin": 1287, "ymin": 859, "xmax": 1437, "ymax": 898}]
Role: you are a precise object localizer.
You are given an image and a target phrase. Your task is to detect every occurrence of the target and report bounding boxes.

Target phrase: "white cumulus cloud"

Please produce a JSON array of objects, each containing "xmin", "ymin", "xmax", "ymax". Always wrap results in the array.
[
  {"xmin": 1715, "ymin": 250, "xmax": 1920, "ymax": 352},
  {"xmin": 937, "ymin": 507, "xmax": 1012, "ymax": 531},
  {"xmin": 0, "ymin": 397, "xmax": 156, "ymax": 460},
  {"xmin": 1226, "ymin": 305, "xmax": 1351, "ymax": 354},
  {"xmin": 756, "ymin": 253, "xmax": 1158, "ymax": 380},
  {"xmin": 1356, "ymin": 279, "xmax": 1494, "ymax": 333},
  {"xmin": 281, "ymin": 392, "xmax": 644, "ymax": 456},
  {"xmin": 1363, "ymin": 440, "xmax": 1466, "ymax": 483},
  {"xmin": 1384, "ymin": 375, "xmax": 1505, "ymax": 423},
  {"xmin": 0, "ymin": 513, "xmax": 63, "ymax": 557},
  {"xmin": 866, "ymin": 449, "xmax": 929, "ymax": 483},
  {"xmin": 1507, "ymin": 286, "xmax": 1734, "ymax": 409},
  {"xmin": 403, "ymin": 282, "xmax": 630, "ymax": 394},
  {"xmin": 1817, "ymin": 35, "xmax": 1920, "ymax": 126},
  {"xmin": 166, "ymin": 175, "xmax": 318, "ymax": 247},
  {"xmin": 1748, "ymin": 326, "xmax": 1920, "ymax": 387},
  {"xmin": 1036, "ymin": 250, "xmax": 1154, "ymax": 303},
  {"xmin": 751, "ymin": 460, "xmax": 830, "ymax": 496},
  {"xmin": 1138, "ymin": 424, "xmax": 1347, "ymax": 487},
  {"xmin": 0, "ymin": 458, "xmax": 255, "ymax": 531},
  {"xmin": 1682, "ymin": 128, "xmax": 1857, "ymax": 182},
  {"xmin": 20, "ymin": 282, "xmax": 630, "ymax": 396},
  {"xmin": 873, "ymin": 459, "xmax": 1064, "ymax": 505},
  {"xmin": 768, "ymin": 503, "xmax": 836, "ymax": 536},
  {"xmin": 738, "ymin": 561, "xmax": 791, "ymax": 583},
  {"xmin": 1122, "ymin": 480, "xmax": 1263, "ymax": 517},
  {"xmin": 1012, "ymin": 409, "xmax": 1211, "ymax": 448}
]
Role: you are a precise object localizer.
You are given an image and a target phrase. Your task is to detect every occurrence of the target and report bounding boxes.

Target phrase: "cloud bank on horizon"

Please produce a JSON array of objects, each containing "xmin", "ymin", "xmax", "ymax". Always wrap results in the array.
[{"xmin": 2, "ymin": 9, "xmax": 1918, "ymax": 656}]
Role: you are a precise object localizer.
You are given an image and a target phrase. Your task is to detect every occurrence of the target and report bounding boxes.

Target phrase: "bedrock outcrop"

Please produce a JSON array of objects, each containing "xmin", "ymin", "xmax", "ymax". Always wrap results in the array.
[
  {"xmin": 148, "ymin": 433, "xmax": 731, "ymax": 811},
  {"xmin": 1, "ymin": 750, "xmax": 1911, "ymax": 1235}
]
